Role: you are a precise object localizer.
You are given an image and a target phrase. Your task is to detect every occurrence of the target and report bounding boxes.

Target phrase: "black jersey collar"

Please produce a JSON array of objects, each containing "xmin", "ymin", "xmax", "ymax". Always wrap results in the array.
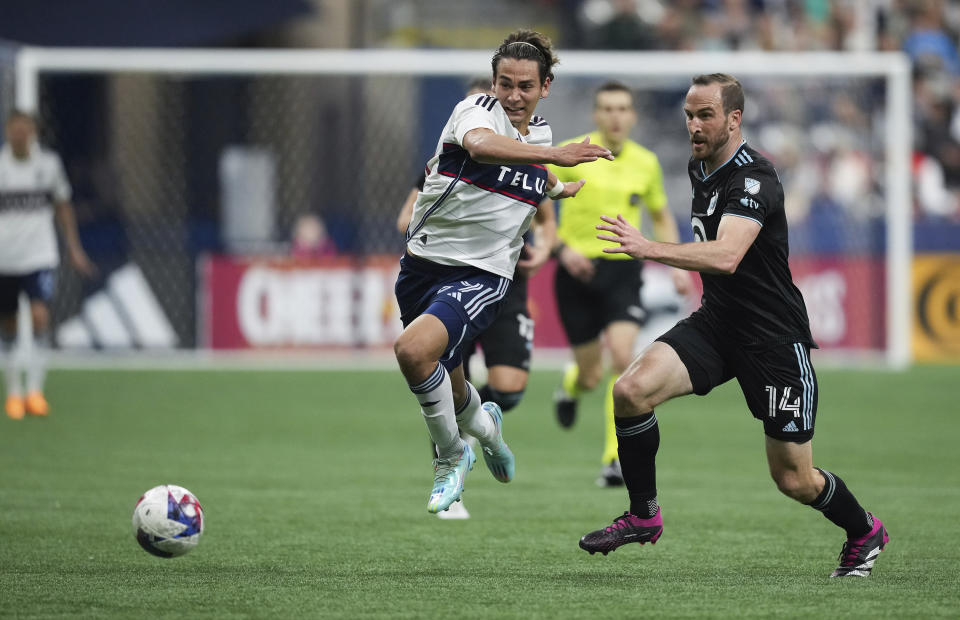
[{"xmin": 699, "ymin": 139, "xmax": 747, "ymax": 181}]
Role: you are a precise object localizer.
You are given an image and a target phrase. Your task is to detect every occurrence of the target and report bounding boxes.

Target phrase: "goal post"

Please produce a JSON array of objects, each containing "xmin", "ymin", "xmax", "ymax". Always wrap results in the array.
[{"xmin": 13, "ymin": 47, "xmax": 912, "ymax": 368}]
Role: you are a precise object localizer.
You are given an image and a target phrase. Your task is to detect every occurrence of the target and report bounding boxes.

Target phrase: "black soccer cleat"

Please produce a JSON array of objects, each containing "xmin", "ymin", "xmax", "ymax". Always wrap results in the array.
[
  {"xmin": 579, "ymin": 510, "xmax": 663, "ymax": 555},
  {"xmin": 553, "ymin": 388, "xmax": 578, "ymax": 429},
  {"xmin": 830, "ymin": 513, "xmax": 889, "ymax": 578}
]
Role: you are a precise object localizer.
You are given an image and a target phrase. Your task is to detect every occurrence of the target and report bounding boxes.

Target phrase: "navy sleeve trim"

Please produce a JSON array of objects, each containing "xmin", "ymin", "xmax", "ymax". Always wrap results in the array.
[{"xmin": 473, "ymin": 95, "xmax": 496, "ymax": 111}]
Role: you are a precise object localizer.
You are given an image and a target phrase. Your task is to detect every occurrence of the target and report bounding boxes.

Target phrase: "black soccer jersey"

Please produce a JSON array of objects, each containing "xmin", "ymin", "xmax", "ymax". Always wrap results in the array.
[{"xmin": 687, "ymin": 142, "xmax": 815, "ymax": 347}]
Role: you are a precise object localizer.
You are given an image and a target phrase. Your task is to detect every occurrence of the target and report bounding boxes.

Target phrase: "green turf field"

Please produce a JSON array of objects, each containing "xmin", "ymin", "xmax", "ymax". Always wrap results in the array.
[{"xmin": 1, "ymin": 365, "xmax": 957, "ymax": 618}]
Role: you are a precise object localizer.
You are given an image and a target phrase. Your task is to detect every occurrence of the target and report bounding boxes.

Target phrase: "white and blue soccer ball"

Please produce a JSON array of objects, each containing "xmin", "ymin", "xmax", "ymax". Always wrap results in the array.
[{"xmin": 132, "ymin": 484, "xmax": 204, "ymax": 558}]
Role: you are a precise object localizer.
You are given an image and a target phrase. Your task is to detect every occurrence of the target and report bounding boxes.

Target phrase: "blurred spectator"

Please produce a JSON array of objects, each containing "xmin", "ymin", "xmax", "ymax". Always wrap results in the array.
[
  {"xmin": 656, "ymin": 0, "xmax": 702, "ymax": 50},
  {"xmin": 902, "ymin": 0, "xmax": 960, "ymax": 75},
  {"xmin": 950, "ymin": 77, "xmax": 960, "ymax": 143},
  {"xmin": 914, "ymin": 152, "xmax": 960, "ymax": 218},
  {"xmin": 290, "ymin": 213, "xmax": 338, "ymax": 259},
  {"xmin": 914, "ymin": 69, "xmax": 960, "ymax": 188},
  {"xmin": 582, "ymin": 0, "xmax": 663, "ymax": 49}
]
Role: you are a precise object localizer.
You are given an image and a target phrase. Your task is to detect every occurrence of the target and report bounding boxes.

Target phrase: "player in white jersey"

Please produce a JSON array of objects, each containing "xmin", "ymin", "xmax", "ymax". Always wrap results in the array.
[
  {"xmin": 0, "ymin": 110, "xmax": 95, "ymax": 420},
  {"xmin": 394, "ymin": 29, "xmax": 613, "ymax": 514},
  {"xmin": 398, "ymin": 78, "xmax": 558, "ymax": 520}
]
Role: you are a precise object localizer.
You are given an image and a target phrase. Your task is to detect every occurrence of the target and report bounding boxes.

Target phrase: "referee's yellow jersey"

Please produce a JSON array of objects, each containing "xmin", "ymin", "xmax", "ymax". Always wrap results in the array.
[{"xmin": 548, "ymin": 131, "xmax": 667, "ymax": 260}]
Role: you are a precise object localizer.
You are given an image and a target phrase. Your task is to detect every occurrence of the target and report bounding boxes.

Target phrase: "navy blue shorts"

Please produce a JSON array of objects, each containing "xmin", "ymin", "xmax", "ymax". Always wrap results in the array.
[
  {"xmin": 0, "ymin": 270, "xmax": 56, "ymax": 315},
  {"xmin": 395, "ymin": 252, "xmax": 511, "ymax": 372}
]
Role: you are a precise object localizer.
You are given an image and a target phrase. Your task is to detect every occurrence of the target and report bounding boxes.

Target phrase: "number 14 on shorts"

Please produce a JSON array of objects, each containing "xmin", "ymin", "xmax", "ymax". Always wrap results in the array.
[{"xmin": 765, "ymin": 386, "xmax": 800, "ymax": 418}]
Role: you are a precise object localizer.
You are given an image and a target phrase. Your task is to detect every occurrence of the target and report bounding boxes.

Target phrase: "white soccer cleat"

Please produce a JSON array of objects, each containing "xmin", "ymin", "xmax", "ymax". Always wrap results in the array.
[
  {"xmin": 479, "ymin": 402, "xmax": 515, "ymax": 483},
  {"xmin": 427, "ymin": 442, "xmax": 475, "ymax": 514}
]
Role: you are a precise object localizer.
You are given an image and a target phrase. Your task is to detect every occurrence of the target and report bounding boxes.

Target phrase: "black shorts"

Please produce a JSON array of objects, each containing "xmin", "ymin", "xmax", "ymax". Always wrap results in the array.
[
  {"xmin": 554, "ymin": 258, "xmax": 644, "ymax": 346},
  {"xmin": 465, "ymin": 276, "xmax": 532, "ymax": 371},
  {"xmin": 0, "ymin": 270, "xmax": 56, "ymax": 316},
  {"xmin": 656, "ymin": 309, "xmax": 818, "ymax": 443}
]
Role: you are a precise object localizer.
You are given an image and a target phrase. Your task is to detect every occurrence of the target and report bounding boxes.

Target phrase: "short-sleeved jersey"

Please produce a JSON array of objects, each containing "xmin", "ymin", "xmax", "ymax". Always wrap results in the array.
[
  {"xmin": 548, "ymin": 132, "xmax": 667, "ymax": 260},
  {"xmin": 406, "ymin": 94, "xmax": 552, "ymax": 280},
  {"xmin": 0, "ymin": 143, "xmax": 71, "ymax": 274},
  {"xmin": 688, "ymin": 142, "xmax": 815, "ymax": 347}
]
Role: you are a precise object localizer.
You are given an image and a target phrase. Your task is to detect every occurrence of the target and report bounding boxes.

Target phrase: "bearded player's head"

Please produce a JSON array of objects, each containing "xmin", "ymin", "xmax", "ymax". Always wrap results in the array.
[{"xmin": 684, "ymin": 73, "xmax": 744, "ymax": 169}]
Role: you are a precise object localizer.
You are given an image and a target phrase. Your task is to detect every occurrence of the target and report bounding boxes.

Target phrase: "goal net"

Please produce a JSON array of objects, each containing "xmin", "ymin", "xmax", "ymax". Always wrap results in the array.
[{"xmin": 13, "ymin": 48, "xmax": 911, "ymax": 367}]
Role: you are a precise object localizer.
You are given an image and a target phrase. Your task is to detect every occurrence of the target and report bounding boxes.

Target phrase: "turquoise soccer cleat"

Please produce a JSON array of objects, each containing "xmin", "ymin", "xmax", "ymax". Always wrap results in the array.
[
  {"xmin": 480, "ymin": 402, "xmax": 515, "ymax": 483},
  {"xmin": 427, "ymin": 442, "xmax": 475, "ymax": 514}
]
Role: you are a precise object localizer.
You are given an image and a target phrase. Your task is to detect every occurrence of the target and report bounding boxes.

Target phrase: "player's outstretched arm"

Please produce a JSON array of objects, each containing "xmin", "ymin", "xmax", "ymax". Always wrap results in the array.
[
  {"xmin": 551, "ymin": 136, "xmax": 615, "ymax": 167},
  {"xmin": 545, "ymin": 169, "xmax": 588, "ymax": 200},
  {"xmin": 596, "ymin": 213, "xmax": 759, "ymax": 275},
  {"xmin": 463, "ymin": 130, "xmax": 612, "ymax": 167}
]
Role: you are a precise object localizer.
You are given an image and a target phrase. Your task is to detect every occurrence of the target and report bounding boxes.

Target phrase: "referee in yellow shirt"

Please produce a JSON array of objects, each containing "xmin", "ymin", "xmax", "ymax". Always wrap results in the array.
[{"xmin": 548, "ymin": 81, "xmax": 691, "ymax": 486}]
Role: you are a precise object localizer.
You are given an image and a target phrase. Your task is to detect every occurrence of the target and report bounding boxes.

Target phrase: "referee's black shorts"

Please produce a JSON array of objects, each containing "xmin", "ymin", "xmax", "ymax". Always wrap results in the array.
[
  {"xmin": 656, "ymin": 308, "xmax": 819, "ymax": 443},
  {"xmin": 554, "ymin": 257, "xmax": 644, "ymax": 346}
]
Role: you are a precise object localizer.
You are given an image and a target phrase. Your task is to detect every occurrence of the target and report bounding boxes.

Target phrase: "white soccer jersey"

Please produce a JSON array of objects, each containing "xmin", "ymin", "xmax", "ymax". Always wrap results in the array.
[
  {"xmin": 406, "ymin": 94, "xmax": 553, "ymax": 279},
  {"xmin": 0, "ymin": 142, "xmax": 71, "ymax": 274}
]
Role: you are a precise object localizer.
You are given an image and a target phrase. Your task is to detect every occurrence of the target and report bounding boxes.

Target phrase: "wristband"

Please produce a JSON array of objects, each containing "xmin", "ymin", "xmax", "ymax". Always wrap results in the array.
[
  {"xmin": 551, "ymin": 242, "xmax": 565, "ymax": 259},
  {"xmin": 546, "ymin": 181, "xmax": 564, "ymax": 199}
]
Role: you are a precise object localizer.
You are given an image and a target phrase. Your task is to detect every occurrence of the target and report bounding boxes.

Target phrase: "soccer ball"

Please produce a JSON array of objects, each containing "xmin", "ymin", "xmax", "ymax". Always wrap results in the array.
[{"xmin": 132, "ymin": 484, "xmax": 204, "ymax": 558}]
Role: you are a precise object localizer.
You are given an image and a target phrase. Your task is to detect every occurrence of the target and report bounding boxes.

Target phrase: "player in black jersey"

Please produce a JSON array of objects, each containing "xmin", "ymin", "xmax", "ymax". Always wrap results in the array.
[{"xmin": 580, "ymin": 74, "xmax": 888, "ymax": 578}]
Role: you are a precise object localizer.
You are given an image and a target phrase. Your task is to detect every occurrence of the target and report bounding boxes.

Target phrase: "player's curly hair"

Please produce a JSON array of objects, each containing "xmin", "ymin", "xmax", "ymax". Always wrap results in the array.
[{"xmin": 491, "ymin": 29, "xmax": 559, "ymax": 85}]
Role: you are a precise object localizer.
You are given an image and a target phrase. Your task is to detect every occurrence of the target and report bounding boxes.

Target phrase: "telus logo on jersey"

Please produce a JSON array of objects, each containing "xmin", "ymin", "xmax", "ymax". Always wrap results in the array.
[
  {"xmin": 437, "ymin": 145, "xmax": 547, "ymax": 206},
  {"xmin": 496, "ymin": 166, "xmax": 546, "ymax": 194}
]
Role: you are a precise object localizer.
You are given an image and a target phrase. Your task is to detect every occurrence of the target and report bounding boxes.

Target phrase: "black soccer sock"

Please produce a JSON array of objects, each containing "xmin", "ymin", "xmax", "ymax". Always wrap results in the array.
[
  {"xmin": 808, "ymin": 468, "xmax": 872, "ymax": 539},
  {"xmin": 616, "ymin": 412, "xmax": 660, "ymax": 519},
  {"xmin": 478, "ymin": 384, "xmax": 524, "ymax": 412}
]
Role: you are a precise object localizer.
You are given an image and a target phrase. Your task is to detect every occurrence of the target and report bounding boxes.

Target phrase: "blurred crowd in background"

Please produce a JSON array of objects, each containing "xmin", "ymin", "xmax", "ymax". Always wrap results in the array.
[
  {"xmin": 573, "ymin": 0, "xmax": 960, "ymax": 223},
  {"xmin": 0, "ymin": 0, "xmax": 957, "ymax": 347},
  {"xmin": 380, "ymin": 0, "xmax": 960, "ymax": 224}
]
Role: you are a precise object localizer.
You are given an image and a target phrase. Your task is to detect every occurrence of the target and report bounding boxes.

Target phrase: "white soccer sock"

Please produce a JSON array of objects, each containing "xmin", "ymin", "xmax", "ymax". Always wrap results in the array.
[
  {"xmin": 26, "ymin": 331, "xmax": 50, "ymax": 394},
  {"xmin": 1, "ymin": 331, "xmax": 23, "ymax": 397},
  {"xmin": 455, "ymin": 381, "xmax": 499, "ymax": 447},
  {"xmin": 409, "ymin": 363, "xmax": 463, "ymax": 459}
]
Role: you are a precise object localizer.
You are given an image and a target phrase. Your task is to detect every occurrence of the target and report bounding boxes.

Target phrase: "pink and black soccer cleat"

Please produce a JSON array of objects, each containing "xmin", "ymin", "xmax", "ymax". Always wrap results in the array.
[
  {"xmin": 830, "ymin": 513, "xmax": 889, "ymax": 578},
  {"xmin": 579, "ymin": 509, "xmax": 663, "ymax": 555}
]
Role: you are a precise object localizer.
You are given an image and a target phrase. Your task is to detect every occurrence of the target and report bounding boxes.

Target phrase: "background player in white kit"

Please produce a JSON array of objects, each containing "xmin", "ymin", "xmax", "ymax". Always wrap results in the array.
[
  {"xmin": 0, "ymin": 110, "xmax": 95, "ymax": 420},
  {"xmin": 394, "ymin": 30, "xmax": 612, "ymax": 514}
]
